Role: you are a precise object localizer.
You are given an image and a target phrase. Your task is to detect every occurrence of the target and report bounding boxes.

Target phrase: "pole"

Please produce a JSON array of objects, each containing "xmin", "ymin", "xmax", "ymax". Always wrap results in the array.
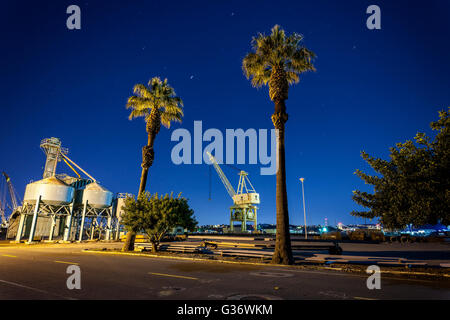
[
  {"xmin": 254, "ymin": 207, "xmax": 257, "ymax": 233},
  {"xmin": 90, "ymin": 218, "xmax": 95, "ymax": 240},
  {"xmin": 15, "ymin": 213, "xmax": 26, "ymax": 242},
  {"xmin": 106, "ymin": 211, "xmax": 112, "ymax": 240},
  {"xmin": 28, "ymin": 196, "xmax": 41, "ymax": 243},
  {"xmin": 63, "ymin": 200, "xmax": 74, "ymax": 241},
  {"xmin": 78, "ymin": 200, "xmax": 87, "ymax": 242},
  {"xmin": 48, "ymin": 215, "xmax": 56, "ymax": 241},
  {"xmin": 300, "ymin": 178, "xmax": 307, "ymax": 240},
  {"xmin": 115, "ymin": 218, "xmax": 120, "ymax": 241}
]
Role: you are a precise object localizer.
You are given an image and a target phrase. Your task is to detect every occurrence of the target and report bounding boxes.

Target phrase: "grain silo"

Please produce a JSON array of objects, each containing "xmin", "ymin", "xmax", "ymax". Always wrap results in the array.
[{"xmin": 13, "ymin": 138, "xmax": 122, "ymax": 243}]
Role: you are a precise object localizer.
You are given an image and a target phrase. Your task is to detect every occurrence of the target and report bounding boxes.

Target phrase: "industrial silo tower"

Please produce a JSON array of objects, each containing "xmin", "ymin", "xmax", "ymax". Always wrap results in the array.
[
  {"xmin": 40, "ymin": 137, "xmax": 68, "ymax": 179},
  {"xmin": 12, "ymin": 137, "xmax": 121, "ymax": 243}
]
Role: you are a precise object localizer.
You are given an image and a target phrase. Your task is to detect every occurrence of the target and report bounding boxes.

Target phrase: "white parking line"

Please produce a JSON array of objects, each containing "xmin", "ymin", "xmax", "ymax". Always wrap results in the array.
[
  {"xmin": 354, "ymin": 296, "xmax": 379, "ymax": 300},
  {"xmin": 54, "ymin": 260, "xmax": 79, "ymax": 265},
  {"xmin": 0, "ymin": 279, "xmax": 76, "ymax": 300},
  {"xmin": 148, "ymin": 272, "xmax": 199, "ymax": 280}
]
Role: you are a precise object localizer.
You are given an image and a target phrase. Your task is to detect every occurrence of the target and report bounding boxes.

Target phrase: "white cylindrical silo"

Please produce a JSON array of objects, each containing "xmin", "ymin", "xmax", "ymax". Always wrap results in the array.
[
  {"xmin": 23, "ymin": 176, "xmax": 75, "ymax": 205},
  {"xmin": 80, "ymin": 182, "xmax": 113, "ymax": 208}
]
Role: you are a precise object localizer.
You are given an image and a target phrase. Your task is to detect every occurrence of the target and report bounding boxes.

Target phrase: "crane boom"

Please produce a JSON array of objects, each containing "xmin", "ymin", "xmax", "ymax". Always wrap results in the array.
[
  {"xmin": 0, "ymin": 180, "xmax": 6, "ymax": 224},
  {"xmin": 206, "ymin": 153, "xmax": 259, "ymax": 233},
  {"xmin": 0, "ymin": 199, "xmax": 6, "ymax": 224},
  {"xmin": 2, "ymin": 172, "xmax": 18, "ymax": 210},
  {"xmin": 206, "ymin": 152, "xmax": 236, "ymax": 199}
]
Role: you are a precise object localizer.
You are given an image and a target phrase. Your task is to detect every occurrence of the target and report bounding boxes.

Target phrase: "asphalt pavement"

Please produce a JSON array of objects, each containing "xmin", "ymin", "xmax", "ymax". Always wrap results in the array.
[{"xmin": 0, "ymin": 242, "xmax": 449, "ymax": 300}]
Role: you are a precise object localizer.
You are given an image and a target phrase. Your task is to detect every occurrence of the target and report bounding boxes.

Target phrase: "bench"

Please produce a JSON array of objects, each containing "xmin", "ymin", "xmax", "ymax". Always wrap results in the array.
[
  {"xmin": 202, "ymin": 241, "xmax": 258, "ymax": 249},
  {"xmin": 201, "ymin": 239, "xmax": 343, "ymax": 255},
  {"xmin": 265, "ymin": 241, "xmax": 343, "ymax": 255},
  {"xmin": 293, "ymin": 244, "xmax": 342, "ymax": 255},
  {"xmin": 214, "ymin": 249, "xmax": 273, "ymax": 260},
  {"xmin": 136, "ymin": 243, "xmax": 204, "ymax": 252},
  {"xmin": 159, "ymin": 244, "xmax": 208, "ymax": 254}
]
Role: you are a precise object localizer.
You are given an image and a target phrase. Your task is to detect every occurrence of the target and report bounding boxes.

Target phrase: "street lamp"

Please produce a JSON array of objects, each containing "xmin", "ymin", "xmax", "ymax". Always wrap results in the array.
[{"xmin": 299, "ymin": 178, "xmax": 307, "ymax": 240}]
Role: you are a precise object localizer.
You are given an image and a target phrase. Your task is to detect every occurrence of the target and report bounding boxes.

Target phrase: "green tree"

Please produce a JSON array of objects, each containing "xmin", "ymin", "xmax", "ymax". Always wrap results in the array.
[
  {"xmin": 242, "ymin": 25, "xmax": 316, "ymax": 264},
  {"xmin": 122, "ymin": 77, "xmax": 184, "ymax": 251},
  {"xmin": 121, "ymin": 192, "xmax": 197, "ymax": 252},
  {"xmin": 352, "ymin": 108, "xmax": 450, "ymax": 229}
]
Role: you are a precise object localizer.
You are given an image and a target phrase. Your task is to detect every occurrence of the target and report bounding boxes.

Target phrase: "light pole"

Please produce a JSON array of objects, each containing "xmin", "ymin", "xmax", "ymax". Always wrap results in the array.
[{"xmin": 300, "ymin": 178, "xmax": 307, "ymax": 240}]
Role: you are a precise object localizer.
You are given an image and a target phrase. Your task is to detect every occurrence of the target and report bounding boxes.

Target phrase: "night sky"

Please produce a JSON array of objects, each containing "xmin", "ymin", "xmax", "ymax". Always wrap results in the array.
[{"xmin": 1, "ymin": 0, "xmax": 449, "ymax": 226}]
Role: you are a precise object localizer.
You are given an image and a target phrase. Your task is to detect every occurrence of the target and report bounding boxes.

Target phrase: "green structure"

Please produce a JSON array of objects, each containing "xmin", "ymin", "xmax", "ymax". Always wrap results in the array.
[{"xmin": 207, "ymin": 152, "xmax": 259, "ymax": 232}]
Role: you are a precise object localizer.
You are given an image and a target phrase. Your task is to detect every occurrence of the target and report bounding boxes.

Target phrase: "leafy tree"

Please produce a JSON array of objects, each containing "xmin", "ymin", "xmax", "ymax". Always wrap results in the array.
[
  {"xmin": 122, "ymin": 77, "xmax": 184, "ymax": 251},
  {"xmin": 352, "ymin": 108, "xmax": 450, "ymax": 229},
  {"xmin": 242, "ymin": 25, "xmax": 316, "ymax": 264},
  {"xmin": 121, "ymin": 192, "xmax": 197, "ymax": 252}
]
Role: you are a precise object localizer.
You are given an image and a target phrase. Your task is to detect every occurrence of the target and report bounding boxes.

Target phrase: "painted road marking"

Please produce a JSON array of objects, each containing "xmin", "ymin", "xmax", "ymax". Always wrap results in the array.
[
  {"xmin": 148, "ymin": 272, "xmax": 198, "ymax": 280},
  {"xmin": 0, "ymin": 279, "xmax": 76, "ymax": 300},
  {"xmin": 54, "ymin": 260, "xmax": 79, "ymax": 265},
  {"xmin": 285, "ymin": 268, "xmax": 441, "ymax": 283},
  {"xmin": 354, "ymin": 296, "xmax": 379, "ymax": 300},
  {"xmin": 0, "ymin": 279, "xmax": 51, "ymax": 295},
  {"xmin": 2, "ymin": 254, "xmax": 17, "ymax": 258},
  {"xmin": 0, "ymin": 279, "xmax": 50, "ymax": 294},
  {"xmin": 281, "ymin": 268, "xmax": 366, "ymax": 278}
]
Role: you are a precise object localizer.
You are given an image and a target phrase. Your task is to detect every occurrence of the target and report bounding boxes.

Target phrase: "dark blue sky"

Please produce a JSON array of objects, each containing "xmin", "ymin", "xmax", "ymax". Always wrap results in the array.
[{"xmin": 1, "ymin": 0, "xmax": 449, "ymax": 226}]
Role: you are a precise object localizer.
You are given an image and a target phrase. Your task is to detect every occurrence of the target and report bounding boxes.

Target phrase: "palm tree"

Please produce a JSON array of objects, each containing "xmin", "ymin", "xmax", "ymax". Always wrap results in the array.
[
  {"xmin": 122, "ymin": 77, "xmax": 184, "ymax": 251},
  {"xmin": 242, "ymin": 25, "xmax": 316, "ymax": 264}
]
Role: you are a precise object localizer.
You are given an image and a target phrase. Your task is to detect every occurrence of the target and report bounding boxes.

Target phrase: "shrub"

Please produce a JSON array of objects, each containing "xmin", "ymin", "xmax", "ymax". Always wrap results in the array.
[
  {"xmin": 369, "ymin": 231, "xmax": 385, "ymax": 242},
  {"xmin": 348, "ymin": 230, "xmax": 366, "ymax": 241},
  {"xmin": 321, "ymin": 231, "xmax": 342, "ymax": 240},
  {"xmin": 121, "ymin": 192, "xmax": 197, "ymax": 252}
]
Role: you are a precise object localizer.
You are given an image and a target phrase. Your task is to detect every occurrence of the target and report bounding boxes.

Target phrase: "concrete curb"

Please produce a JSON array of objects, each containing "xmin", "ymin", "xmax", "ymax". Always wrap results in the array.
[
  {"xmin": 82, "ymin": 249, "xmax": 280, "ymax": 268},
  {"xmin": 81, "ymin": 249, "xmax": 450, "ymax": 278},
  {"xmin": 376, "ymin": 269, "xmax": 450, "ymax": 278}
]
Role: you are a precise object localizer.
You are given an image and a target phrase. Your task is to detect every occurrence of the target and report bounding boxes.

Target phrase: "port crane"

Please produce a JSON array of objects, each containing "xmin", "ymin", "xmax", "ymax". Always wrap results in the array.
[
  {"xmin": 0, "ymin": 172, "xmax": 21, "ymax": 228},
  {"xmin": 207, "ymin": 152, "xmax": 259, "ymax": 232},
  {"xmin": 0, "ymin": 189, "xmax": 6, "ymax": 227}
]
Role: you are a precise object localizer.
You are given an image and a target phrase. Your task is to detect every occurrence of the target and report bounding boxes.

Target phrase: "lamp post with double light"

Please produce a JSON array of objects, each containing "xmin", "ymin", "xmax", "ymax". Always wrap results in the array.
[{"xmin": 299, "ymin": 178, "xmax": 307, "ymax": 239}]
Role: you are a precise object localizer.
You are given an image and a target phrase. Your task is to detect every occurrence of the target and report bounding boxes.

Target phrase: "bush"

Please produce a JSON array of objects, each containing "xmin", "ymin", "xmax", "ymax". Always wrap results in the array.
[
  {"xmin": 121, "ymin": 192, "xmax": 197, "ymax": 252},
  {"xmin": 321, "ymin": 231, "xmax": 342, "ymax": 240},
  {"xmin": 348, "ymin": 230, "xmax": 366, "ymax": 241},
  {"xmin": 370, "ymin": 231, "xmax": 385, "ymax": 242}
]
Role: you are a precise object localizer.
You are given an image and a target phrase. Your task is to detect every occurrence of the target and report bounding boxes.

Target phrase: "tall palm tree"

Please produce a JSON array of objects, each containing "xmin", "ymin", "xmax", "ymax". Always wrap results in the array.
[
  {"xmin": 122, "ymin": 77, "xmax": 184, "ymax": 251},
  {"xmin": 242, "ymin": 25, "xmax": 315, "ymax": 264}
]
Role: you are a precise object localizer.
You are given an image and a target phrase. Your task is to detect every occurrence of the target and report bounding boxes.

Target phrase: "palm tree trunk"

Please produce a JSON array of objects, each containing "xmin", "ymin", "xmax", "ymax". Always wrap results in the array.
[
  {"xmin": 122, "ymin": 225, "xmax": 137, "ymax": 251},
  {"xmin": 271, "ymin": 99, "xmax": 294, "ymax": 265},
  {"xmin": 138, "ymin": 167, "xmax": 149, "ymax": 195},
  {"xmin": 122, "ymin": 130, "xmax": 156, "ymax": 252},
  {"xmin": 122, "ymin": 165, "xmax": 148, "ymax": 251}
]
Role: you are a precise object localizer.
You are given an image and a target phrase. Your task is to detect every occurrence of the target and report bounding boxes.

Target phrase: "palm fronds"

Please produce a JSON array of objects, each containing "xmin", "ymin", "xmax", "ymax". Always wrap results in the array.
[
  {"xmin": 242, "ymin": 25, "xmax": 316, "ymax": 89},
  {"xmin": 126, "ymin": 77, "xmax": 184, "ymax": 128}
]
